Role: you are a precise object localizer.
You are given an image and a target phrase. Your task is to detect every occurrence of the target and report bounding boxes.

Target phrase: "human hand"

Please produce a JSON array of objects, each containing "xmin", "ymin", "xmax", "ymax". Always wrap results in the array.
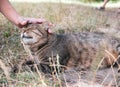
[
  {"xmin": 17, "ymin": 17, "xmax": 53, "ymax": 33},
  {"xmin": 17, "ymin": 17, "xmax": 47, "ymax": 28}
]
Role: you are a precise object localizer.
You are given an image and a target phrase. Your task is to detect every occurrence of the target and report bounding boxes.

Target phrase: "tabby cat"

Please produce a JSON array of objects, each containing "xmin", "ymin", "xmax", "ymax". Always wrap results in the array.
[{"xmin": 21, "ymin": 23, "xmax": 120, "ymax": 73}]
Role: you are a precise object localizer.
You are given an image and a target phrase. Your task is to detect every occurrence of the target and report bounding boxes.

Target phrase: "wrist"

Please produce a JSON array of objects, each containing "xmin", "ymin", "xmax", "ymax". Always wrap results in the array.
[
  {"xmin": 14, "ymin": 16, "xmax": 24, "ymax": 27},
  {"xmin": 15, "ymin": 16, "xmax": 28, "ymax": 28}
]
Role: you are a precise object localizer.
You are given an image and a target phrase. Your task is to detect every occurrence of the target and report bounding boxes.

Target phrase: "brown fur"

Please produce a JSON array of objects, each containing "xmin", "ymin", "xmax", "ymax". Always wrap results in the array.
[{"xmin": 21, "ymin": 24, "xmax": 120, "ymax": 73}]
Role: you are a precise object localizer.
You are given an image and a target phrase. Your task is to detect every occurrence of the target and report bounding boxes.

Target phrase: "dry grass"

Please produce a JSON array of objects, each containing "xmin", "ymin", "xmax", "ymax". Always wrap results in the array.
[{"xmin": 0, "ymin": 2, "xmax": 120, "ymax": 87}]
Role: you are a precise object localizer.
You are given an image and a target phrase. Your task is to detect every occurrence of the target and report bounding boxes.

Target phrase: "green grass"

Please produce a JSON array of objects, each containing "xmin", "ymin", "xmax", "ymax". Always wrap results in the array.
[{"xmin": 0, "ymin": 2, "xmax": 120, "ymax": 87}]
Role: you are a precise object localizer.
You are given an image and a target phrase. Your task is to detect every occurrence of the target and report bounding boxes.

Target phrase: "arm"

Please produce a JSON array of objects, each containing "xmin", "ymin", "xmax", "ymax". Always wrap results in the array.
[
  {"xmin": 0, "ymin": 0, "xmax": 21, "ymax": 26},
  {"xmin": 0, "ymin": 0, "xmax": 46, "ymax": 28}
]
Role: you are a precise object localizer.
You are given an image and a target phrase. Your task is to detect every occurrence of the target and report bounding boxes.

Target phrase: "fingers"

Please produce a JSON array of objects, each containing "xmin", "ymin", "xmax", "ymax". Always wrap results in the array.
[
  {"xmin": 17, "ymin": 17, "xmax": 47, "ymax": 28},
  {"xmin": 17, "ymin": 17, "xmax": 53, "ymax": 33},
  {"xmin": 36, "ymin": 18, "xmax": 46, "ymax": 24},
  {"xmin": 27, "ymin": 18, "xmax": 46, "ymax": 24},
  {"xmin": 47, "ymin": 28, "xmax": 53, "ymax": 34},
  {"xmin": 18, "ymin": 17, "xmax": 53, "ymax": 34}
]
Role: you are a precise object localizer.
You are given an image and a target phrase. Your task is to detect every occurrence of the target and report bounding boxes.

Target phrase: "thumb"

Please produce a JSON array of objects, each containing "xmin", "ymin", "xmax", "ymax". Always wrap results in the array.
[{"xmin": 18, "ymin": 20, "xmax": 28, "ymax": 28}]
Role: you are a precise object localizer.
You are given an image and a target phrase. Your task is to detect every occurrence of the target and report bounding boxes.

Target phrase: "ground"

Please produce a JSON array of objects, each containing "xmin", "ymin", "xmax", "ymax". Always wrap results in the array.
[{"xmin": 0, "ymin": 2, "xmax": 120, "ymax": 87}]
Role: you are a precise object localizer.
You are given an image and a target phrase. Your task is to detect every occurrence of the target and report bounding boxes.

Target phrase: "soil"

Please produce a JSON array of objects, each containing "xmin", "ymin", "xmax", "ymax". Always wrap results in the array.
[{"xmin": 55, "ymin": 66, "xmax": 118, "ymax": 87}]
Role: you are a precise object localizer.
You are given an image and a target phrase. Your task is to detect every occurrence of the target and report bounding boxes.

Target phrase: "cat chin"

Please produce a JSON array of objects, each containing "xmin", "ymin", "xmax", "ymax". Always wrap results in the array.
[{"xmin": 22, "ymin": 38, "xmax": 36, "ymax": 45}]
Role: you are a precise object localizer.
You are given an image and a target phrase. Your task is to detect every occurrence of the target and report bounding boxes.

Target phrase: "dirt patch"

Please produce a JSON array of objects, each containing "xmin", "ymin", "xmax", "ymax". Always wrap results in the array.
[{"xmin": 60, "ymin": 67, "xmax": 118, "ymax": 87}]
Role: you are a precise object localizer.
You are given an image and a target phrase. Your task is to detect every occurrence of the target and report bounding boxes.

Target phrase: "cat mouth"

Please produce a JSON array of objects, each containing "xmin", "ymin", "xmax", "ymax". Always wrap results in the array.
[
  {"xmin": 22, "ymin": 35, "xmax": 33, "ymax": 39},
  {"xmin": 21, "ymin": 33, "xmax": 33, "ymax": 39}
]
